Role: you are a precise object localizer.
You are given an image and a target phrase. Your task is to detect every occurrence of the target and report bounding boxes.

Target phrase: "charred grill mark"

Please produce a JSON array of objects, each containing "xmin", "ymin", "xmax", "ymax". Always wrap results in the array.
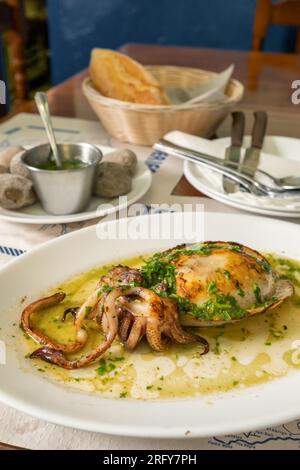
[{"xmin": 62, "ymin": 307, "xmax": 79, "ymax": 322}]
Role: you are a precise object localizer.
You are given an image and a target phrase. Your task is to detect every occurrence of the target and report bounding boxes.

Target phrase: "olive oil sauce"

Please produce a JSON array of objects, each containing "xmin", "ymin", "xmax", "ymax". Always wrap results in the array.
[{"xmin": 20, "ymin": 254, "xmax": 300, "ymax": 400}]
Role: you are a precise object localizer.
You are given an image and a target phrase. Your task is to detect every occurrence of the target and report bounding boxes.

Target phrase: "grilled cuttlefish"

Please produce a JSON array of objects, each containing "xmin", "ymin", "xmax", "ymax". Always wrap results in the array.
[{"xmin": 141, "ymin": 241, "xmax": 294, "ymax": 327}]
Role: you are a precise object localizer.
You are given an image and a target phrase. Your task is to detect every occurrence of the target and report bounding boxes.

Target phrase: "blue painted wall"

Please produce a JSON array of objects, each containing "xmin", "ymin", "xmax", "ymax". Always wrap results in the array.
[{"xmin": 47, "ymin": 0, "xmax": 296, "ymax": 84}]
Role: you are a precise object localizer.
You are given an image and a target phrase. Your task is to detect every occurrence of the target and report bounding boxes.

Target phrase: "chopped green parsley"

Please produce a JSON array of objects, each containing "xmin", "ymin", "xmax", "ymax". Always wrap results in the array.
[
  {"xmin": 96, "ymin": 358, "xmax": 116, "ymax": 376},
  {"xmin": 253, "ymin": 284, "xmax": 262, "ymax": 305}
]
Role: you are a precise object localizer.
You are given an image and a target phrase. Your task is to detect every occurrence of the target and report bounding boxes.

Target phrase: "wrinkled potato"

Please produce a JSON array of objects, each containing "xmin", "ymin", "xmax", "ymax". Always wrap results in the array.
[
  {"xmin": 0, "ymin": 174, "xmax": 36, "ymax": 210},
  {"xmin": 103, "ymin": 149, "xmax": 137, "ymax": 176},
  {"xmin": 0, "ymin": 146, "xmax": 23, "ymax": 171},
  {"xmin": 93, "ymin": 162, "xmax": 132, "ymax": 198},
  {"xmin": 10, "ymin": 151, "xmax": 31, "ymax": 179}
]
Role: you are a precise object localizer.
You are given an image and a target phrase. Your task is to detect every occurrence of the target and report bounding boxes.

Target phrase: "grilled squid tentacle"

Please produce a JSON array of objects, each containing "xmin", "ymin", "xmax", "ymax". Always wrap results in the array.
[
  {"xmin": 31, "ymin": 289, "xmax": 122, "ymax": 369},
  {"xmin": 119, "ymin": 287, "xmax": 170, "ymax": 351},
  {"xmin": 26, "ymin": 270, "xmax": 211, "ymax": 370},
  {"xmin": 162, "ymin": 298, "xmax": 209, "ymax": 353},
  {"xmin": 62, "ymin": 306, "xmax": 79, "ymax": 322},
  {"xmin": 123, "ymin": 286, "xmax": 164, "ymax": 310},
  {"xmin": 124, "ymin": 317, "xmax": 146, "ymax": 351},
  {"xmin": 168, "ymin": 321, "xmax": 209, "ymax": 351},
  {"xmin": 74, "ymin": 289, "xmax": 101, "ymax": 331},
  {"xmin": 21, "ymin": 292, "xmax": 87, "ymax": 353},
  {"xmin": 118, "ymin": 310, "xmax": 133, "ymax": 343},
  {"xmin": 146, "ymin": 321, "xmax": 170, "ymax": 351}
]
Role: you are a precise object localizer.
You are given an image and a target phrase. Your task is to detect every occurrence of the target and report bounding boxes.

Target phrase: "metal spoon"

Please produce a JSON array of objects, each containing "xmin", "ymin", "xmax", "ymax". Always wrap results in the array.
[
  {"xmin": 34, "ymin": 92, "xmax": 62, "ymax": 168},
  {"xmin": 236, "ymin": 166, "xmax": 300, "ymax": 191},
  {"xmin": 262, "ymin": 174, "xmax": 300, "ymax": 189}
]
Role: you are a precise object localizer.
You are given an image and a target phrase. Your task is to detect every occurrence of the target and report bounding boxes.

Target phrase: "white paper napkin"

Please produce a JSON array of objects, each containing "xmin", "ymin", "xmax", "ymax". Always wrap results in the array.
[
  {"xmin": 164, "ymin": 131, "xmax": 300, "ymax": 211},
  {"xmin": 166, "ymin": 65, "xmax": 234, "ymax": 105}
]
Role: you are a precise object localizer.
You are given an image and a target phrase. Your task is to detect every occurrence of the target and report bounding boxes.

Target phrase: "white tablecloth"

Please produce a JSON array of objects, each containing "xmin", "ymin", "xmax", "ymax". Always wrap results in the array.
[{"xmin": 1, "ymin": 114, "xmax": 300, "ymax": 450}]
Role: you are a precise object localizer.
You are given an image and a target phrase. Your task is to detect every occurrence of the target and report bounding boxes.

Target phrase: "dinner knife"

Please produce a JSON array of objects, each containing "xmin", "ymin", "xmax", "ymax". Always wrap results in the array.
[
  {"xmin": 241, "ymin": 111, "xmax": 268, "ymax": 177},
  {"xmin": 223, "ymin": 111, "xmax": 245, "ymax": 193}
]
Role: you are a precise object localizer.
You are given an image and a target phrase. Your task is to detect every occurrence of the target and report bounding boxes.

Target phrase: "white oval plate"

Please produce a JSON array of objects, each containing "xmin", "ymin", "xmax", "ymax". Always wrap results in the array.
[
  {"xmin": 1, "ymin": 212, "xmax": 300, "ymax": 438},
  {"xmin": 184, "ymin": 136, "xmax": 300, "ymax": 218},
  {"xmin": 0, "ymin": 160, "xmax": 152, "ymax": 224}
]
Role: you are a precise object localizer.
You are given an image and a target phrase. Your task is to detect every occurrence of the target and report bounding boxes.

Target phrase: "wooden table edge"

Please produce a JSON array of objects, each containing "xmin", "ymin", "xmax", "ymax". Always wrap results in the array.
[{"xmin": 0, "ymin": 442, "xmax": 25, "ymax": 450}]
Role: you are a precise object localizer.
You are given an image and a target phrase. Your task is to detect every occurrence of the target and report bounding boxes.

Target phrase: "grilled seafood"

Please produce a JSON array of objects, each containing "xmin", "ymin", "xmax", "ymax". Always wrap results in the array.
[
  {"xmin": 149, "ymin": 241, "xmax": 294, "ymax": 327},
  {"xmin": 22, "ymin": 242, "xmax": 293, "ymax": 369}
]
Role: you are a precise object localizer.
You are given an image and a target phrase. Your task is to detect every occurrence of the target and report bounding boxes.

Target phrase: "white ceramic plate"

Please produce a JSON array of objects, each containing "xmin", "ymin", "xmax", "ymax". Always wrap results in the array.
[
  {"xmin": 0, "ymin": 146, "xmax": 152, "ymax": 224},
  {"xmin": 1, "ymin": 212, "xmax": 300, "ymax": 438},
  {"xmin": 184, "ymin": 136, "xmax": 300, "ymax": 218}
]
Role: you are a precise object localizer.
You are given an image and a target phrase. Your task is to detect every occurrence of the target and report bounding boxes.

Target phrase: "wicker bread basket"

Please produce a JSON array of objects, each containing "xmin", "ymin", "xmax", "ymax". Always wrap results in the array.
[{"xmin": 82, "ymin": 66, "xmax": 244, "ymax": 146}]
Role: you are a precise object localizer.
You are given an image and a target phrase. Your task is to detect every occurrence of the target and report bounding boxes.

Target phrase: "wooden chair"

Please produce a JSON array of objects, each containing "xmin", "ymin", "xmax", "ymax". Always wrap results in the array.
[
  {"xmin": 0, "ymin": 0, "xmax": 27, "ymax": 110},
  {"xmin": 253, "ymin": 0, "xmax": 300, "ymax": 52}
]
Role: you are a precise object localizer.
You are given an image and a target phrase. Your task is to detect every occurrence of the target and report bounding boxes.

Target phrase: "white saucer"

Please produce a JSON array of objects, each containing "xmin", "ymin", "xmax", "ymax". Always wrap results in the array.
[
  {"xmin": 0, "ymin": 150, "xmax": 152, "ymax": 224},
  {"xmin": 184, "ymin": 136, "xmax": 300, "ymax": 218}
]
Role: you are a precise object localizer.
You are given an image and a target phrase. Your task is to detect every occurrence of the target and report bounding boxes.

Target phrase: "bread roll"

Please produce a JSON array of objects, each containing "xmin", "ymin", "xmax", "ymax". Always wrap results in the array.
[{"xmin": 89, "ymin": 49, "xmax": 169, "ymax": 105}]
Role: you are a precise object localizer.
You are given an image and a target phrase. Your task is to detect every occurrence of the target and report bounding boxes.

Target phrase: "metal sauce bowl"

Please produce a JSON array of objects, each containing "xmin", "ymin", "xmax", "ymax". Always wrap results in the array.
[{"xmin": 22, "ymin": 143, "xmax": 102, "ymax": 215}]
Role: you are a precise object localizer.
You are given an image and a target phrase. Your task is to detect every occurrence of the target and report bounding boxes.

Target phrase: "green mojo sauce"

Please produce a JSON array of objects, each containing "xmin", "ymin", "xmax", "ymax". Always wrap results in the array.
[{"xmin": 37, "ymin": 159, "xmax": 87, "ymax": 171}]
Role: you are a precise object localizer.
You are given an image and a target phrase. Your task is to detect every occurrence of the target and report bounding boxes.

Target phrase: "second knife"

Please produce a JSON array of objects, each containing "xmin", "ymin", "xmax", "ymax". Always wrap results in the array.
[
  {"xmin": 223, "ymin": 111, "xmax": 245, "ymax": 193},
  {"xmin": 241, "ymin": 111, "xmax": 268, "ymax": 177}
]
